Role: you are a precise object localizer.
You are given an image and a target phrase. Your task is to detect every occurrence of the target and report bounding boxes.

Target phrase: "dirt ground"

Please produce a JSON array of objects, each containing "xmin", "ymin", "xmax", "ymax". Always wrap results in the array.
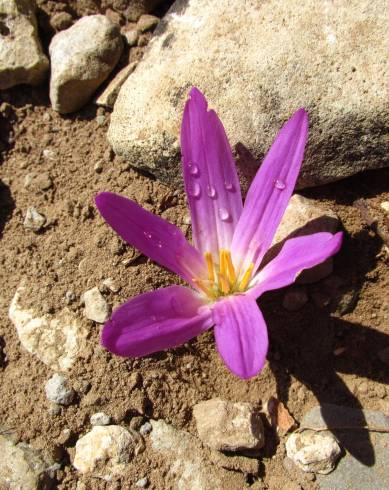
[{"xmin": 0, "ymin": 1, "xmax": 388, "ymax": 489}]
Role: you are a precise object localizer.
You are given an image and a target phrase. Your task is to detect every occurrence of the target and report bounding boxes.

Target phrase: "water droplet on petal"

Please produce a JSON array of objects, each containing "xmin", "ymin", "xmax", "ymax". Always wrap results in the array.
[
  {"xmin": 218, "ymin": 208, "xmax": 230, "ymax": 221},
  {"xmin": 224, "ymin": 181, "xmax": 234, "ymax": 191},
  {"xmin": 151, "ymin": 315, "xmax": 157, "ymax": 322},
  {"xmin": 143, "ymin": 231, "xmax": 152, "ymax": 239},
  {"xmin": 274, "ymin": 179, "xmax": 286, "ymax": 190},
  {"xmin": 189, "ymin": 162, "xmax": 199, "ymax": 176},
  {"xmin": 157, "ymin": 241, "xmax": 163, "ymax": 248},
  {"xmin": 188, "ymin": 182, "xmax": 201, "ymax": 198},
  {"xmin": 206, "ymin": 185, "xmax": 216, "ymax": 198}
]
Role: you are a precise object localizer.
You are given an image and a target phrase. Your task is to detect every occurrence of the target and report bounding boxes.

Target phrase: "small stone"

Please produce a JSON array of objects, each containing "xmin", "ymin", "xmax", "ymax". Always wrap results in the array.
[
  {"xmin": 101, "ymin": 278, "xmax": 121, "ymax": 293},
  {"xmin": 193, "ymin": 398, "xmax": 265, "ymax": 453},
  {"xmin": 50, "ymin": 12, "xmax": 74, "ymax": 31},
  {"xmin": 266, "ymin": 397, "xmax": 297, "ymax": 435},
  {"xmin": 380, "ymin": 201, "xmax": 389, "ymax": 214},
  {"xmin": 139, "ymin": 421, "xmax": 152, "ymax": 436},
  {"xmin": 96, "ymin": 114, "xmax": 106, "ymax": 126},
  {"xmin": 83, "ymin": 287, "xmax": 110, "ymax": 323},
  {"xmin": 45, "ymin": 373, "xmax": 75, "ymax": 405},
  {"xmin": 42, "ymin": 148, "xmax": 57, "ymax": 160},
  {"xmin": 282, "ymin": 288, "xmax": 308, "ymax": 312},
  {"xmin": 94, "ymin": 160, "xmax": 104, "ymax": 173},
  {"xmin": 90, "ymin": 412, "xmax": 111, "ymax": 426},
  {"xmin": 96, "ymin": 62, "xmax": 137, "ymax": 108},
  {"xmin": 121, "ymin": 26, "xmax": 139, "ymax": 46},
  {"xmin": 24, "ymin": 172, "xmax": 53, "ymax": 192},
  {"xmin": 73, "ymin": 425, "xmax": 139, "ymax": 475},
  {"xmin": 49, "ymin": 15, "xmax": 123, "ymax": 113},
  {"xmin": 65, "ymin": 290, "xmax": 76, "ymax": 304},
  {"xmin": 135, "ymin": 476, "xmax": 149, "ymax": 488},
  {"xmin": 23, "ymin": 207, "xmax": 46, "ymax": 232},
  {"xmin": 137, "ymin": 14, "xmax": 159, "ymax": 32},
  {"xmin": 286, "ymin": 430, "xmax": 341, "ymax": 474}
]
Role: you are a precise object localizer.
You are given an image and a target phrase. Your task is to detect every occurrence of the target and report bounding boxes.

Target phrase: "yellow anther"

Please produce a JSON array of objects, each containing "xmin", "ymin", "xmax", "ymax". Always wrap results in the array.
[
  {"xmin": 219, "ymin": 249, "xmax": 228, "ymax": 279},
  {"xmin": 192, "ymin": 278, "xmax": 214, "ymax": 299},
  {"xmin": 238, "ymin": 263, "xmax": 254, "ymax": 291},
  {"xmin": 224, "ymin": 250, "xmax": 237, "ymax": 286},
  {"xmin": 218, "ymin": 273, "xmax": 230, "ymax": 295},
  {"xmin": 204, "ymin": 252, "xmax": 215, "ymax": 284}
]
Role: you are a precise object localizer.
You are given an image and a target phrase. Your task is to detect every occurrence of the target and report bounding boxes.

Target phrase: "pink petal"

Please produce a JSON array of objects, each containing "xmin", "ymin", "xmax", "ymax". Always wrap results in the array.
[
  {"xmin": 181, "ymin": 87, "xmax": 243, "ymax": 257},
  {"xmin": 231, "ymin": 109, "xmax": 308, "ymax": 274},
  {"xmin": 101, "ymin": 285, "xmax": 212, "ymax": 357},
  {"xmin": 95, "ymin": 192, "xmax": 206, "ymax": 284},
  {"xmin": 212, "ymin": 294, "xmax": 268, "ymax": 379},
  {"xmin": 249, "ymin": 232, "xmax": 343, "ymax": 298}
]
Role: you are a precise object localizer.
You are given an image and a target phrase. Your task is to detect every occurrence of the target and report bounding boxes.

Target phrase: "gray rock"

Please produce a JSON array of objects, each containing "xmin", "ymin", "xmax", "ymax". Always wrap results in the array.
[
  {"xmin": 0, "ymin": 435, "xmax": 55, "ymax": 489},
  {"xmin": 150, "ymin": 419, "xmax": 248, "ymax": 489},
  {"xmin": 109, "ymin": 0, "xmax": 388, "ymax": 190},
  {"xmin": 90, "ymin": 412, "xmax": 111, "ymax": 426},
  {"xmin": 0, "ymin": 0, "xmax": 49, "ymax": 89},
  {"xmin": 193, "ymin": 398, "xmax": 265, "ymax": 454},
  {"xmin": 286, "ymin": 430, "xmax": 341, "ymax": 474},
  {"xmin": 301, "ymin": 404, "xmax": 389, "ymax": 490},
  {"xmin": 83, "ymin": 286, "xmax": 110, "ymax": 323},
  {"xmin": 45, "ymin": 373, "xmax": 75, "ymax": 405},
  {"xmin": 23, "ymin": 207, "xmax": 46, "ymax": 232},
  {"xmin": 49, "ymin": 15, "xmax": 123, "ymax": 114}
]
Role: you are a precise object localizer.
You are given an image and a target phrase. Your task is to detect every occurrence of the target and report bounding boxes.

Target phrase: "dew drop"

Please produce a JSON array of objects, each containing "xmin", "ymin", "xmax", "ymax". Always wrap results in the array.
[
  {"xmin": 218, "ymin": 207, "xmax": 230, "ymax": 221},
  {"xmin": 206, "ymin": 185, "xmax": 216, "ymax": 198},
  {"xmin": 189, "ymin": 162, "xmax": 199, "ymax": 176},
  {"xmin": 188, "ymin": 182, "xmax": 201, "ymax": 198},
  {"xmin": 274, "ymin": 179, "xmax": 286, "ymax": 190},
  {"xmin": 224, "ymin": 181, "xmax": 234, "ymax": 191},
  {"xmin": 143, "ymin": 231, "xmax": 152, "ymax": 239},
  {"xmin": 157, "ymin": 241, "xmax": 163, "ymax": 248},
  {"xmin": 151, "ymin": 315, "xmax": 157, "ymax": 322}
]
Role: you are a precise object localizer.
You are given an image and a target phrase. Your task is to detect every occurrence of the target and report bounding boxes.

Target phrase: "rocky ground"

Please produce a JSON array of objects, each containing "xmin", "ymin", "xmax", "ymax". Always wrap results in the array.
[{"xmin": 0, "ymin": 1, "xmax": 388, "ymax": 489}]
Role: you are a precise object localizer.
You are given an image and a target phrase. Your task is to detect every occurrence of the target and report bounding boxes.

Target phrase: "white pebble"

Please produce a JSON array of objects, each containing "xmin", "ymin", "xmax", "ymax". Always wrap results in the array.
[
  {"xmin": 23, "ymin": 207, "xmax": 46, "ymax": 232},
  {"xmin": 83, "ymin": 287, "xmax": 110, "ymax": 323},
  {"xmin": 135, "ymin": 477, "xmax": 149, "ymax": 488},
  {"xmin": 45, "ymin": 373, "xmax": 75, "ymax": 406},
  {"xmin": 90, "ymin": 412, "xmax": 111, "ymax": 426}
]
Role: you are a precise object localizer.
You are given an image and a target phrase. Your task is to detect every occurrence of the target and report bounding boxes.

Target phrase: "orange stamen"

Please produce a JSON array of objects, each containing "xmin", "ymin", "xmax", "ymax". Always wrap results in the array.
[{"xmin": 238, "ymin": 263, "xmax": 254, "ymax": 291}]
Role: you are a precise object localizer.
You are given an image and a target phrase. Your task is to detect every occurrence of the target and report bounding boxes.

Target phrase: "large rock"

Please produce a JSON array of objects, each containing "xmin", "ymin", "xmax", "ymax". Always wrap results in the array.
[
  {"xmin": 9, "ymin": 282, "xmax": 88, "ymax": 371},
  {"xmin": 0, "ymin": 435, "xmax": 55, "ymax": 489},
  {"xmin": 150, "ymin": 419, "xmax": 248, "ymax": 489},
  {"xmin": 0, "ymin": 0, "xmax": 49, "ymax": 89},
  {"xmin": 109, "ymin": 0, "xmax": 389, "ymax": 189},
  {"xmin": 49, "ymin": 15, "xmax": 123, "ymax": 113},
  {"xmin": 193, "ymin": 398, "xmax": 265, "ymax": 454}
]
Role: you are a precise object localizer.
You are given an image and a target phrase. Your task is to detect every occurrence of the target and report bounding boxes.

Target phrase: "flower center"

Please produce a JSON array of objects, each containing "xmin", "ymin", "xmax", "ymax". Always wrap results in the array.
[{"xmin": 193, "ymin": 249, "xmax": 254, "ymax": 300}]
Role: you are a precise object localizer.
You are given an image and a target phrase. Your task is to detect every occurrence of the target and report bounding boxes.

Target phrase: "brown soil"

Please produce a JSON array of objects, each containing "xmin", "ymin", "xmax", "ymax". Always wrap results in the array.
[{"xmin": 0, "ymin": 2, "xmax": 388, "ymax": 489}]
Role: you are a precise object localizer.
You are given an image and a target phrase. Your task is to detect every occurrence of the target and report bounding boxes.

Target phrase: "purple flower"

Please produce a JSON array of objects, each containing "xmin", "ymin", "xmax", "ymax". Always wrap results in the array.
[{"xmin": 95, "ymin": 87, "xmax": 342, "ymax": 379}]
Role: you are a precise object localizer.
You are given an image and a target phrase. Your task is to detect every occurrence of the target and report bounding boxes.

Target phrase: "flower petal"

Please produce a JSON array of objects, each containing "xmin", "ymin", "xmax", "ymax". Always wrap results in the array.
[
  {"xmin": 249, "ymin": 232, "xmax": 343, "ymax": 298},
  {"xmin": 231, "ymin": 109, "xmax": 309, "ymax": 274},
  {"xmin": 212, "ymin": 294, "xmax": 268, "ymax": 379},
  {"xmin": 95, "ymin": 192, "xmax": 206, "ymax": 284},
  {"xmin": 181, "ymin": 87, "xmax": 243, "ymax": 257},
  {"xmin": 101, "ymin": 285, "xmax": 212, "ymax": 357}
]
